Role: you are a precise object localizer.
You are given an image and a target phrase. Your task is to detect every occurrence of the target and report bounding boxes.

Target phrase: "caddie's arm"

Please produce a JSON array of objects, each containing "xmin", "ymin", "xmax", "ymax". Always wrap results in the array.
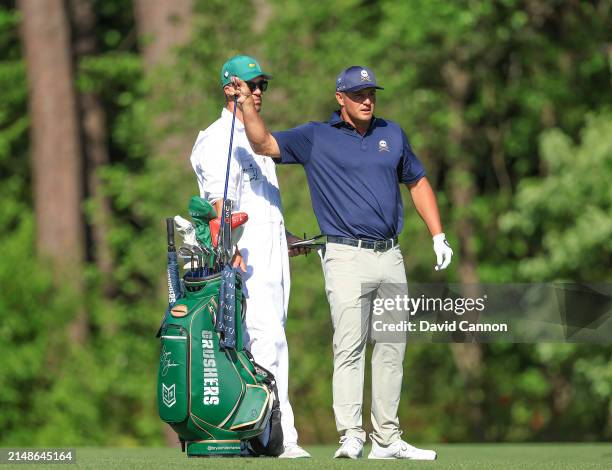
[
  {"xmin": 229, "ymin": 76, "xmax": 281, "ymax": 158},
  {"xmin": 406, "ymin": 177, "xmax": 454, "ymax": 270}
]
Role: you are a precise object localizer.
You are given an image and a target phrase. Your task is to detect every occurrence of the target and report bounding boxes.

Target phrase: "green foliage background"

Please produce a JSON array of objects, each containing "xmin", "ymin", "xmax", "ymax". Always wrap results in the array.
[{"xmin": 0, "ymin": 0, "xmax": 611, "ymax": 446}]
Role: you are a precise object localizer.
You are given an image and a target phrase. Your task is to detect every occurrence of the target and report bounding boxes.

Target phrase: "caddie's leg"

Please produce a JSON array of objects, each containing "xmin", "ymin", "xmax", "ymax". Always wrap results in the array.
[
  {"xmin": 241, "ymin": 222, "xmax": 298, "ymax": 445},
  {"xmin": 370, "ymin": 246, "xmax": 408, "ymax": 446},
  {"xmin": 322, "ymin": 243, "xmax": 377, "ymax": 442},
  {"xmin": 274, "ymin": 223, "xmax": 300, "ymax": 446}
]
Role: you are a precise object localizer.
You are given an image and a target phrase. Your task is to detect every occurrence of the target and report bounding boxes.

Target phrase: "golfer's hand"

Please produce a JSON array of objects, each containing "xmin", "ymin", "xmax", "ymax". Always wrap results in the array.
[
  {"xmin": 286, "ymin": 234, "xmax": 310, "ymax": 257},
  {"xmin": 229, "ymin": 76, "xmax": 253, "ymax": 106},
  {"xmin": 433, "ymin": 233, "xmax": 453, "ymax": 271},
  {"xmin": 231, "ymin": 248, "xmax": 247, "ymax": 272}
]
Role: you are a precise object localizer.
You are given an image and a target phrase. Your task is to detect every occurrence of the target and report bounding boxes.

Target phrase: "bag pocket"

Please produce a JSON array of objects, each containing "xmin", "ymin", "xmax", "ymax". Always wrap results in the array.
[{"xmin": 157, "ymin": 324, "xmax": 189, "ymax": 423}]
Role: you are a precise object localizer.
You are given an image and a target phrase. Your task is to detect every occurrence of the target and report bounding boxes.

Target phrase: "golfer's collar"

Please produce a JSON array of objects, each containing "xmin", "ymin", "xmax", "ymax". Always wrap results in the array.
[
  {"xmin": 328, "ymin": 110, "xmax": 377, "ymax": 131},
  {"xmin": 221, "ymin": 107, "xmax": 245, "ymax": 131}
]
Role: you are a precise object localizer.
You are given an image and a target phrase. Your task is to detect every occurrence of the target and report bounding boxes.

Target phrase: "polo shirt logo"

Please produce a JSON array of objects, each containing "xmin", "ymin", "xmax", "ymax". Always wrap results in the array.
[
  {"xmin": 360, "ymin": 69, "xmax": 370, "ymax": 81},
  {"xmin": 378, "ymin": 140, "xmax": 389, "ymax": 152},
  {"xmin": 243, "ymin": 163, "xmax": 260, "ymax": 181}
]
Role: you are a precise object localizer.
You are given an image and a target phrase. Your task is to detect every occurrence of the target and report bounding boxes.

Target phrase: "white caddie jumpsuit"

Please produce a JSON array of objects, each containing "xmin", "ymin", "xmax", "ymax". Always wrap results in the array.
[{"xmin": 190, "ymin": 108, "xmax": 298, "ymax": 445}]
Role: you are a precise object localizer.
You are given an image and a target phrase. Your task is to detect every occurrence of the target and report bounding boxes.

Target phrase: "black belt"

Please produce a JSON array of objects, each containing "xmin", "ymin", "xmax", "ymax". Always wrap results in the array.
[{"xmin": 326, "ymin": 236, "xmax": 399, "ymax": 252}]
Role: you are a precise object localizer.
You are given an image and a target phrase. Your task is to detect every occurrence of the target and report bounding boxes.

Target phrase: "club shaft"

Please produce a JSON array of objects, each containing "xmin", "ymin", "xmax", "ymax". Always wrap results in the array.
[{"xmin": 219, "ymin": 96, "xmax": 238, "ymax": 263}]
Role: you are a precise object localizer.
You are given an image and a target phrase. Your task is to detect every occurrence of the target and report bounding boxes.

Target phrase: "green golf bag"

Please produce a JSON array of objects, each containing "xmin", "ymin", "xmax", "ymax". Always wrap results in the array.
[{"xmin": 157, "ymin": 271, "xmax": 283, "ymax": 457}]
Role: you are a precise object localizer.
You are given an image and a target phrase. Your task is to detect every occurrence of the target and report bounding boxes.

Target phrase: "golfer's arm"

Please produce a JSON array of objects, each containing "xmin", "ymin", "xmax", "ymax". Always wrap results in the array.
[
  {"xmin": 406, "ymin": 177, "xmax": 443, "ymax": 236},
  {"xmin": 242, "ymin": 97, "xmax": 281, "ymax": 158}
]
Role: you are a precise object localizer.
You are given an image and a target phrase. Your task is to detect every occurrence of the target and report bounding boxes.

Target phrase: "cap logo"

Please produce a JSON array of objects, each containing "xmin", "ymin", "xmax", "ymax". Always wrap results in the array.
[
  {"xmin": 378, "ymin": 140, "xmax": 389, "ymax": 152},
  {"xmin": 360, "ymin": 69, "xmax": 370, "ymax": 81},
  {"xmin": 248, "ymin": 63, "xmax": 256, "ymax": 68},
  {"xmin": 224, "ymin": 71, "xmax": 229, "ymax": 77}
]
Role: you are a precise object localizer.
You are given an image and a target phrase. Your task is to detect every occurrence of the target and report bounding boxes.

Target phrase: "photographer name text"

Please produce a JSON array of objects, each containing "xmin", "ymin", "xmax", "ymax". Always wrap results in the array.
[{"xmin": 372, "ymin": 319, "xmax": 508, "ymax": 333}]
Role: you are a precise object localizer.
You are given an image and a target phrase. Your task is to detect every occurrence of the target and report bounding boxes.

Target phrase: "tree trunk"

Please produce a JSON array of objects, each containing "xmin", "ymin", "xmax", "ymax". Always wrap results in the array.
[
  {"xmin": 442, "ymin": 60, "xmax": 484, "ymax": 439},
  {"xmin": 133, "ymin": 0, "xmax": 193, "ymax": 70},
  {"xmin": 69, "ymin": 0, "xmax": 115, "ymax": 297},
  {"xmin": 133, "ymin": 0, "xmax": 194, "ymax": 167},
  {"xmin": 18, "ymin": 0, "xmax": 88, "ymax": 343},
  {"xmin": 252, "ymin": 0, "xmax": 272, "ymax": 34}
]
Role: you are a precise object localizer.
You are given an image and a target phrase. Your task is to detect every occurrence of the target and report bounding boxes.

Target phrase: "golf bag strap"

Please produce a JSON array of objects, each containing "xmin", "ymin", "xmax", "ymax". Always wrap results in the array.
[
  {"xmin": 244, "ymin": 351, "xmax": 276, "ymax": 388},
  {"xmin": 243, "ymin": 350, "xmax": 284, "ymax": 457}
]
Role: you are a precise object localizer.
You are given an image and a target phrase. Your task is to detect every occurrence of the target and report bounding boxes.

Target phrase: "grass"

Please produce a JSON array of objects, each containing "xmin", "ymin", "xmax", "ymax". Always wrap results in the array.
[{"xmin": 9, "ymin": 444, "xmax": 612, "ymax": 469}]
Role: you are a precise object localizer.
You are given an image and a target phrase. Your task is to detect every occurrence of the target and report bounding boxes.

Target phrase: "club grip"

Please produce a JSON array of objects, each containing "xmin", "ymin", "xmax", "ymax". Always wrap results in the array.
[{"xmin": 166, "ymin": 217, "xmax": 175, "ymax": 251}]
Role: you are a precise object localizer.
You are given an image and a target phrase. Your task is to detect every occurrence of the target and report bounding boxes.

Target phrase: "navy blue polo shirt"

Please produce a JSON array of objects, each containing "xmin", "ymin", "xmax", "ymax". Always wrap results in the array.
[{"xmin": 272, "ymin": 111, "xmax": 426, "ymax": 240}]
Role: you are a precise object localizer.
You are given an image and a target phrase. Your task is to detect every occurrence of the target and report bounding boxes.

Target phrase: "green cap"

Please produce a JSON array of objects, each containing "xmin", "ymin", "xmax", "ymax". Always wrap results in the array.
[{"xmin": 220, "ymin": 55, "xmax": 272, "ymax": 87}]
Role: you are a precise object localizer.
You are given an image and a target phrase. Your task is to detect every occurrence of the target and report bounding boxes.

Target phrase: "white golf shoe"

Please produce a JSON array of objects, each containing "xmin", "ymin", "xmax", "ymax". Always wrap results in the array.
[
  {"xmin": 279, "ymin": 444, "xmax": 311, "ymax": 458},
  {"xmin": 333, "ymin": 436, "xmax": 364, "ymax": 459},
  {"xmin": 368, "ymin": 439, "xmax": 437, "ymax": 460}
]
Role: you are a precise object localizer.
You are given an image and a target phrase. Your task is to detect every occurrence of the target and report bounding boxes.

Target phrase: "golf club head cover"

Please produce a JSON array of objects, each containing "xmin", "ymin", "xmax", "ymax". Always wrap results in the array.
[
  {"xmin": 187, "ymin": 196, "xmax": 218, "ymax": 265},
  {"xmin": 188, "ymin": 196, "xmax": 217, "ymax": 220},
  {"xmin": 209, "ymin": 212, "xmax": 248, "ymax": 249},
  {"xmin": 174, "ymin": 215, "xmax": 198, "ymax": 246}
]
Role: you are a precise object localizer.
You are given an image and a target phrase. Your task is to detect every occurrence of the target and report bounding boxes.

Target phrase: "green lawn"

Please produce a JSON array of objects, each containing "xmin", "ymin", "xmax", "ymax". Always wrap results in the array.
[{"xmin": 8, "ymin": 444, "xmax": 612, "ymax": 469}]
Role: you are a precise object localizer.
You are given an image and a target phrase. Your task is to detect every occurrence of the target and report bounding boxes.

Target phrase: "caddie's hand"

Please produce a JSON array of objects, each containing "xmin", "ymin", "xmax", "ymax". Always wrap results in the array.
[
  {"xmin": 433, "ymin": 233, "xmax": 453, "ymax": 271},
  {"xmin": 230, "ymin": 76, "xmax": 253, "ymax": 106},
  {"xmin": 286, "ymin": 234, "xmax": 310, "ymax": 257},
  {"xmin": 231, "ymin": 248, "xmax": 247, "ymax": 272}
]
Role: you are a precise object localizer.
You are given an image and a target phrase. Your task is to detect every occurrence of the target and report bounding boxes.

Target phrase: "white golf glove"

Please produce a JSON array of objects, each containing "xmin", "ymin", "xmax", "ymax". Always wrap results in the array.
[{"xmin": 433, "ymin": 233, "xmax": 453, "ymax": 271}]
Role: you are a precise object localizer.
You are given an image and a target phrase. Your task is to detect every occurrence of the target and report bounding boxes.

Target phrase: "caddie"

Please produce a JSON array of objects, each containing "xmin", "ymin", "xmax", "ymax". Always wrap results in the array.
[
  {"xmin": 229, "ymin": 65, "xmax": 453, "ymax": 460},
  {"xmin": 189, "ymin": 55, "xmax": 310, "ymax": 459}
]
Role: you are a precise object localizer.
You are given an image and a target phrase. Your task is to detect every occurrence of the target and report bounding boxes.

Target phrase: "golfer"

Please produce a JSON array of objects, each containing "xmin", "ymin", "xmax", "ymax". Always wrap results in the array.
[
  {"xmin": 190, "ymin": 55, "xmax": 310, "ymax": 459},
  {"xmin": 229, "ymin": 65, "xmax": 453, "ymax": 460}
]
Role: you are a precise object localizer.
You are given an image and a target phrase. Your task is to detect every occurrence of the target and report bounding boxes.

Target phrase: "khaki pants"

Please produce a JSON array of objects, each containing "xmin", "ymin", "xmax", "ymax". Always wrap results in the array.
[{"xmin": 321, "ymin": 242, "xmax": 408, "ymax": 446}]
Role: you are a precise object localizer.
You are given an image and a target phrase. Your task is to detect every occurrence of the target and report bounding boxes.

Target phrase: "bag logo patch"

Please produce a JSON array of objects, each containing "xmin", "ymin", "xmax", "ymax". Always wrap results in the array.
[{"xmin": 162, "ymin": 383, "xmax": 176, "ymax": 407}]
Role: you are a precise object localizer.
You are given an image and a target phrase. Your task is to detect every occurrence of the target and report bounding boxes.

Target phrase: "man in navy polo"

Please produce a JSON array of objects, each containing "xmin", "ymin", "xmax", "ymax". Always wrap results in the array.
[{"xmin": 229, "ymin": 66, "xmax": 453, "ymax": 460}]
